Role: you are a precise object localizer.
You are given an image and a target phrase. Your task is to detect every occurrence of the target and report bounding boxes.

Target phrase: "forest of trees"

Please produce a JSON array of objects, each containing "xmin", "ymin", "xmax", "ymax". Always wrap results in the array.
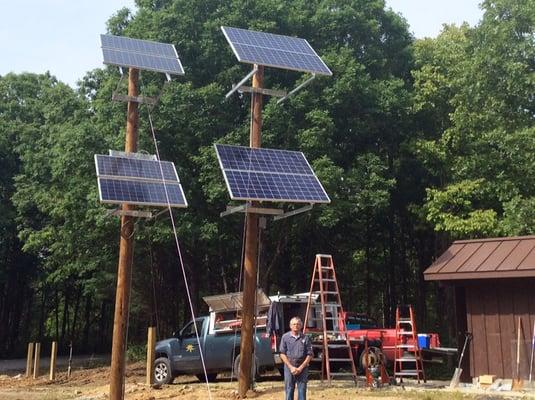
[{"xmin": 0, "ymin": 0, "xmax": 533, "ymax": 358}]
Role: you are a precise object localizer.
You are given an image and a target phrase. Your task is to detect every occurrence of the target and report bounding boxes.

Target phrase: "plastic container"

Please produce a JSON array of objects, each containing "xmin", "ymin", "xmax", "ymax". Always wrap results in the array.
[{"xmin": 418, "ymin": 334, "xmax": 430, "ymax": 349}]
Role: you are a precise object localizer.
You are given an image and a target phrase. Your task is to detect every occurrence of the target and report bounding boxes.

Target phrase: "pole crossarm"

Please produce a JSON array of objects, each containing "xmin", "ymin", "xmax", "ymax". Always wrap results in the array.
[
  {"xmin": 277, "ymin": 73, "xmax": 316, "ymax": 104},
  {"xmin": 238, "ymin": 86, "xmax": 287, "ymax": 98},
  {"xmin": 111, "ymin": 93, "xmax": 158, "ymax": 105},
  {"xmin": 220, "ymin": 203, "xmax": 284, "ymax": 217},
  {"xmin": 106, "ymin": 208, "xmax": 154, "ymax": 219}
]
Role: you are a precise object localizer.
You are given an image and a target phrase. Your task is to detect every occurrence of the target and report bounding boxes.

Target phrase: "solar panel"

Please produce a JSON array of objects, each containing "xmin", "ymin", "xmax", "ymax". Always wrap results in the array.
[
  {"xmin": 95, "ymin": 155, "xmax": 178, "ymax": 182},
  {"xmin": 94, "ymin": 153, "xmax": 187, "ymax": 208},
  {"xmin": 100, "ymin": 34, "xmax": 184, "ymax": 75},
  {"xmin": 221, "ymin": 26, "xmax": 332, "ymax": 76},
  {"xmin": 214, "ymin": 144, "xmax": 330, "ymax": 204},
  {"xmin": 98, "ymin": 179, "xmax": 187, "ymax": 207}
]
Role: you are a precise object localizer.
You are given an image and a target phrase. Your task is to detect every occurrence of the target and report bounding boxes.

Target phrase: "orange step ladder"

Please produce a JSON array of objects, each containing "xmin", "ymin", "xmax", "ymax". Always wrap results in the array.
[
  {"xmin": 393, "ymin": 305, "xmax": 426, "ymax": 383},
  {"xmin": 303, "ymin": 254, "xmax": 357, "ymax": 385}
]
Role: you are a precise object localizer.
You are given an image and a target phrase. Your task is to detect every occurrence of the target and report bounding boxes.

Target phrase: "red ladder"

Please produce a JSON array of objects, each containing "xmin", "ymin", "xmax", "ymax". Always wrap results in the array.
[
  {"xmin": 394, "ymin": 305, "xmax": 426, "ymax": 383},
  {"xmin": 303, "ymin": 254, "xmax": 357, "ymax": 385}
]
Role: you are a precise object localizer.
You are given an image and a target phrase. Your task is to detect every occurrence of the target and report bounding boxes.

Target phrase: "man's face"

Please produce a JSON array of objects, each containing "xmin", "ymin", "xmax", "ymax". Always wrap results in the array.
[{"xmin": 290, "ymin": 319, "xmax": 302, "ymax": 334}]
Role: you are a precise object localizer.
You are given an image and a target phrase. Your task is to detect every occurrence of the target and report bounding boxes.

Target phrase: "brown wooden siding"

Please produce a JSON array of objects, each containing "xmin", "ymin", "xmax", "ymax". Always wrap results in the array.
[{"xmin": 463, "ymin": 279, "xmax": 535, "ymax": 379}]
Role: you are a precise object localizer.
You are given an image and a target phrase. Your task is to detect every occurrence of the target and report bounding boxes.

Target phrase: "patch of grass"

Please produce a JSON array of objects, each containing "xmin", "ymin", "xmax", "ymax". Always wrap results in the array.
[{"xmin": 126, "ymin": 343, "xmax": 146, "ymax": 362}]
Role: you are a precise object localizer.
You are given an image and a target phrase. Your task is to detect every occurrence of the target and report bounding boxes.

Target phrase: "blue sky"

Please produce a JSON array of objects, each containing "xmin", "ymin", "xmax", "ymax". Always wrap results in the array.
[{"xmin": 1, "ymin": 1, "xmax": 483, "ymax": 88}]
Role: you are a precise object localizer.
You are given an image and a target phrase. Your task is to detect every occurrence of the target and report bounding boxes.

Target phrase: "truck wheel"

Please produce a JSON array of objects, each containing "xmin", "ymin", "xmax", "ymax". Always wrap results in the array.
[
  {"xmin": 232, "ymin": 354, "xmax": 259, "ymax": 380},
  {"xmin": 154, "ymin": 357, "xmax": 174, "ymax": 385},
  {"xmin": 196, "ymin": 373, "xmax": 217, "ymax": 382}
]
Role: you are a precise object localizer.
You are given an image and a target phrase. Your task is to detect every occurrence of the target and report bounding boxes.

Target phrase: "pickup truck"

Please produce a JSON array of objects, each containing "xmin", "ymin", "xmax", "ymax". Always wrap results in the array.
[{"xmin": 153, "ymin": 315, "xmax": 275, "ymax": 384}]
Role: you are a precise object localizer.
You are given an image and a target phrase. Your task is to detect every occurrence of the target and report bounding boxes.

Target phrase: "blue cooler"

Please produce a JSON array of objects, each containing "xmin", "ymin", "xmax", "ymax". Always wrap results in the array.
[{"xmin": 418, "ymin": 334, "xmax": 430, "ymax": 349}]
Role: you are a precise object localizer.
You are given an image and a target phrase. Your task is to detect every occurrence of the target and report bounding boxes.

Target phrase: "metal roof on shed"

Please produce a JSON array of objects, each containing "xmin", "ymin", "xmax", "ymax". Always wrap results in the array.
[{"xmin": 424, "ymin": 236, "xmax": 535, "ymax": 281}]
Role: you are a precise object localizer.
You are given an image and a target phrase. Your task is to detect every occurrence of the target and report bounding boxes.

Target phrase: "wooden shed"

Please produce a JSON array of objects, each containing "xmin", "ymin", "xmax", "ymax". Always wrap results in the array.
[{"xmin": 424, "ymin": 236, "xmax": 535, "ymax": 380}]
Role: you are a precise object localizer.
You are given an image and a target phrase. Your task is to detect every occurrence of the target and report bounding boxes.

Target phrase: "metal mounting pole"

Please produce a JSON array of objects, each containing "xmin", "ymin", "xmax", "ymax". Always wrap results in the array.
[
  {"xmin": 110, "ymin": 67, "xmax": 139, "ymax": 400},
  {"xmin": 239, "ymin": 65, "xmax": 264, "ymax": 398}
]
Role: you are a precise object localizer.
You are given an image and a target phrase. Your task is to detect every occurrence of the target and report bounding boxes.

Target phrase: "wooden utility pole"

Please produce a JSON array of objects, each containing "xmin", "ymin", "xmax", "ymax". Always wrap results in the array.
[
  {"xmin": 238, "ymin": 65, "xmax": 264, "ymax": 398},
  {"xmin": 110, "ymin": 67, "xmax": 139, "ymax": 400}
]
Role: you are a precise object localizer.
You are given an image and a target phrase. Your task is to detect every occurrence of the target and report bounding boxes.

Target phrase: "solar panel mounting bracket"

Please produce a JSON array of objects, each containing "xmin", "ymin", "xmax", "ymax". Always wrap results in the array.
[
  {"xmin": 225, "ymin": 66, "xmax": 258, "ymax": 99},
  {"xmin": 273, "ymin": 204, "xmax": 314, "ymax": 221},
  {"xmin": 237, "ymin": 86, "xmax": 287, "ymax": 98},
  {"xmin": 112, "ymin": 93, "xmax": 158, "ymax": 105},
  {"xmin": 106, "ymin": 208, "xmax": 154, "ymax": 219},
  {"xmin": 277, "ymin": 73, "xmax": 316, "ymax": 104},
  {"xmin": 111, "ymin": 69, "xmax": 172, "ymax": 109},
  {"xmin": 220, "ymin": 203, "xmax": 284, "ymax": 217}
]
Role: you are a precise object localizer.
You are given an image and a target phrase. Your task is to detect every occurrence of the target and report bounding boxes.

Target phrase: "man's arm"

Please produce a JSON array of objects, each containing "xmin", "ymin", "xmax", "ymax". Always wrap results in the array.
[
  {"xmin": 296, "ymin": 354, "xmax": 312, "ymax": 373},
  {"xmin": 296, "ymin": 335, "xmax": 314, "ymax": 373}
]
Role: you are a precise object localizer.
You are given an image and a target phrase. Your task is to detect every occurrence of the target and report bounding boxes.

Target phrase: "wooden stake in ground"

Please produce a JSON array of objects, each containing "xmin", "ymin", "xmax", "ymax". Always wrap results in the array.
[
  {"xmin": 67, "ymin": 341, "xmax": 73, "ymax": 378},
  {"xmin": 513, "ymin": 317, "xmax": 524, "ymax": 390},
  {"xmin": 238, "ymin": 65, "xmax": 264, "ymax": 398},
  {"xmin": 26, "ymin": 342, "xmax": 34, "ymax": 378},
  {"xmin": 49, "ymin": 341, "xmax": 57, "ymax": 380},
  {"xmin": 146, "ymin": 326, "xmax": 156, "ymax": 385},
  {"xmin": 110, "ymin": 67, "xmax": 140, "ymax": 400},
  {"xmin": 530, "ymin": 320, "xmax": 535, "ymax": 383},
  {"xmin": 33, "ymin": 342, "xmax": 41, "ymax": 379}
]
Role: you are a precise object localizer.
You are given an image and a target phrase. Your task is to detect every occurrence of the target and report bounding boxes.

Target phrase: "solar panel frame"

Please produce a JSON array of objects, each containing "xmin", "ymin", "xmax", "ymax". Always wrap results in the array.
[
  {"xmin": 214, "ymin": 144, "xmax": 330, "ymax": 204},
  {"xmin": 95, "ymin": 154, "xmax": 179, "ymax": 183},
  {"xmin": 97, "ymin": 178, "xmax": 187, "ymax": 208},
  {"xmin": 221, "ymin": 26, "xmax": 332, "ymax": 76},
  {"xmin": 100, "ymin": 34, "xmax": 185, "ymax": 75}
]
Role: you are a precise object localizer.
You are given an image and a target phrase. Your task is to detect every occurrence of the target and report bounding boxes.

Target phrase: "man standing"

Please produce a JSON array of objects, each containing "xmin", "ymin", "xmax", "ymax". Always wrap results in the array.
[{"xmin": 279, "ymin": 317, "xmax": 313, "ymax": 400}]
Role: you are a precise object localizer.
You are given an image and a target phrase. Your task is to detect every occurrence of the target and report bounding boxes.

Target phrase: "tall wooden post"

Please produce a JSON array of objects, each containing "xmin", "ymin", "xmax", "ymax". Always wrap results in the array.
[
  {"xmin": 49, "ymin": 341, "xmax": 57, "ymax": 380},
  {"xmin": 238, "ymin": 65, "xmax": 264, "ymax": 398},
  {"xmin": 26, "ymin": 342, "xmax": 34, "ymax": 377},
  {"xmin": 146, "ymin": 326, "xmax": 156, "ymax": 385},
  {"xmin": 110, "ymin": 67, "xmax": 139, "ymax": 400},
  {"xmin": 33, "ymin": 342, "xmax": 41, "ymax": 379}
]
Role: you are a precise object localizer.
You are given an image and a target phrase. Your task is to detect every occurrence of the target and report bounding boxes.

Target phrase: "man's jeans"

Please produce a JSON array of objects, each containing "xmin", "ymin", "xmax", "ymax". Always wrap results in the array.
[{"xmin": 284, "ymin": 365, "xmax": 308, "ymax": 400}]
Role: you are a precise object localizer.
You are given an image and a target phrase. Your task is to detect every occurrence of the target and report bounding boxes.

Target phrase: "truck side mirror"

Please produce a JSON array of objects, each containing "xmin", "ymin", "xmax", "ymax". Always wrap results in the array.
[{"xmin": 173, "ymin": 331, "xmax": 181, "ymax": 339}]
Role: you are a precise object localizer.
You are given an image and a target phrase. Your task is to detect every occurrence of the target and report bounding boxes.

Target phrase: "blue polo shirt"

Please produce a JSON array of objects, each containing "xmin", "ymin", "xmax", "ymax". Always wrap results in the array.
[{"xmin": 280, "ymin": 331, "xmax": 313, "ymax": 365}]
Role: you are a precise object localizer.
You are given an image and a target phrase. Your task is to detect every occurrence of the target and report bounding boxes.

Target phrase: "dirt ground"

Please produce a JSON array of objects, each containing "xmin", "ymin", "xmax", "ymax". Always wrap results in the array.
[{"xmin": 0, "ymin": 362, "xmax": 533, "ymax": 400}]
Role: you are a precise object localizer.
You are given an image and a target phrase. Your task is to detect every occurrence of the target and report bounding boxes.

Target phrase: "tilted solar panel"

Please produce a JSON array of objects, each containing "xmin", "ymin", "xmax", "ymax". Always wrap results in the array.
[
  {"xmin": 98, "ymin": 178, "xmax": 187, "ymax": 207},
  {"xmin": 95, "ymin": 155, "xmax": 178, "ymax": 183},
  {"xmin": 94, "ymin": 152, "xmax": 187, "ymax": 208},
  {"xmin": 216, "ymin": 144, "xmax": 312, "ymax": 175},
  {"xmin": 214, "ymin": 144, "xmax": 330, "ymax": 204},
  {"xmin": 101, "ymin": 34, "xmax": 176, "ymax": 58},
  {"xmin": 100, "ymin": 34, "xmax": 184, "ymax": 75},
  {"xmin": 221, "ymin": 26, "xmax": 332, "ymax": 76}
]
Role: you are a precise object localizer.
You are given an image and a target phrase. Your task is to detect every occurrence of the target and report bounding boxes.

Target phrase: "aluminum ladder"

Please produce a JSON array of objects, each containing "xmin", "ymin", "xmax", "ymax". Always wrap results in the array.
[{"xmin": 394, "ymin": 305, "xmax": 426, "ymax": 383}]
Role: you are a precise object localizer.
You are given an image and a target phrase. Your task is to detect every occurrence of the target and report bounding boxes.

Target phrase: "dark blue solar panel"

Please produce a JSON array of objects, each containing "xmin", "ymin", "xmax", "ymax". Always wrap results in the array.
[
  {"xmin": 214, "ymin": 144, "xmax": 330, "ymax": 204},
  {"xmin": 101, "ymin": 34, "xmax": 184, "ymax": 75},
  {"xmin": 101, "ymin": 34, "xmax": 176, "ymax": 58},
  {"xmin": 224, "ymin": 27, "xmax": 315, "ymax": 55},
  {"xmin": 216, "ymin": 144, "xmax": 312, "ymax": 175},
  {"xmin": 95, "ymin": 155, "xmax": 178, "ymax": 182},
  {"xmin": 225, "ymin": 170, "xmax": 329, "ymax": 203},
  {"xmin": 98, "ymin": 179, "xmax": 187, "ymax": 207},
  {"xmin": 221, "ymin": 26, "xmax": 332, "ymax": 76}
]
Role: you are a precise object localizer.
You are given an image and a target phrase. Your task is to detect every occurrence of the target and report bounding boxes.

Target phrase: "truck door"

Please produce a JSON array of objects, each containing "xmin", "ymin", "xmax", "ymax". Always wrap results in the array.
[{"xmin": 175, "ymin": 318, "xmax": 205, "ymax": 372}]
